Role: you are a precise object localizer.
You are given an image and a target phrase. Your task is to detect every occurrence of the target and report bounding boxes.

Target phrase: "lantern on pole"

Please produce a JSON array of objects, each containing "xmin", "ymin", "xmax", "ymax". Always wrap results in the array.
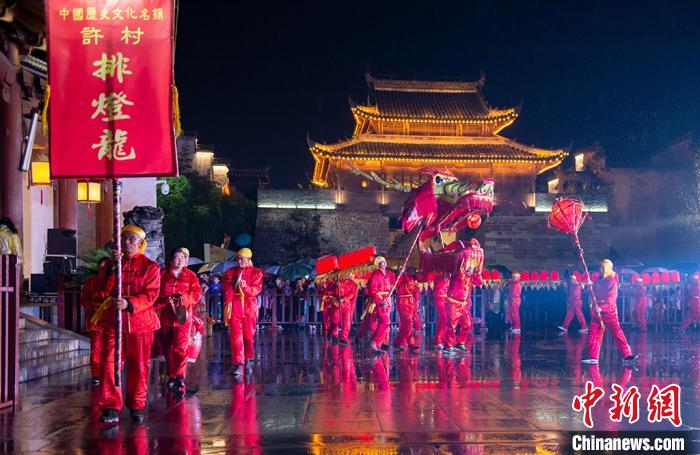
[
  {"xmin": 30, "ymin": 157, "xmax": 51, "ymax": 204},
  {"xmin": 77, "ymin": 181, "xmax": 102, "ymax": 219}
]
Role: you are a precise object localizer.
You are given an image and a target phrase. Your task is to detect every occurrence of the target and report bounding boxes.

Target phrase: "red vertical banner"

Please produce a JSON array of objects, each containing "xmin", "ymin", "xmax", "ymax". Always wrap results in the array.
[{"xmin": 46, "ymin": 0, "xmax": 178, "ymax": 178}]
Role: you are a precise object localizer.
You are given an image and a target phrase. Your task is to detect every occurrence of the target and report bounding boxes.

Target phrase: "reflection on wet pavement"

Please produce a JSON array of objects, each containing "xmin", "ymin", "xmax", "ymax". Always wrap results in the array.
[{"xmin": 1, "ymin": 327, "xmax": 697, "ymax": 453}]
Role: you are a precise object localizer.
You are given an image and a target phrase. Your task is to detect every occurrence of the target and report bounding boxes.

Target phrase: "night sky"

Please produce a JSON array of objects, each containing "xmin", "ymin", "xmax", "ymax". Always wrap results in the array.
[{"xmin": 174, "ymin": 0, "xmax": 700, "ymax": 188}]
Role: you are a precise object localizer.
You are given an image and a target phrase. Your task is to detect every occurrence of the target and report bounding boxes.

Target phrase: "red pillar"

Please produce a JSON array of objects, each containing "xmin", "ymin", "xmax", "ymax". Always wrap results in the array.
[
  {"xmin": 0, "ymin": 38, "xmax": 23, "ymax": 238},
  {"xmin": 57, "ymin": 181, "xmax": 78, "ymax": 231}
]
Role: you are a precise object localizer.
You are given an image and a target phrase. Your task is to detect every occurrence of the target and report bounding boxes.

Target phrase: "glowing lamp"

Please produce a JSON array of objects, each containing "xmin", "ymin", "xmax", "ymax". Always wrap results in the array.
[
  {"xmin": 631, "ymin": 273, "xmax": 640, "ymax": 284},
  {"xmin": 31, "ymin": 161, "xmax": 51, "ymax": 186},
  {"xmin": 651, "ymin": 272, "xmax": 660, "ymax": 284},
  {"xmin": 521, "ymin": 271, "xmax": 530, "ymax": 281},
  {"xmin": 551, "ymin": 270, "xmax": 559, "ymax": 281},
  {"xmin": 531, "ymin": 271, "xmax": 539, "ymax": 280},
  {"xmin": 671, "ymin": 271, "xmax": 680, "ymax": 283},
  {"xmin": 77, "ymin": 181, "xmax": 102, "ymax": 203},
  {"xmin": 482, "ymin": 269, "xmax": 491, "ymax": 281},
  {"xmin": 491, "ymin": 269, "xmax": 501, "ymax": 280},
  {"xmin": 540, "ymin": 270, "xmax": 549, "ymax": 281},
  {"xmin": 642, "ymin": 273, "xmax": 651, "ymax": 285},
  {"xmin": 661, "ymin": 272, "xmax": 670, "ymax": 283}
]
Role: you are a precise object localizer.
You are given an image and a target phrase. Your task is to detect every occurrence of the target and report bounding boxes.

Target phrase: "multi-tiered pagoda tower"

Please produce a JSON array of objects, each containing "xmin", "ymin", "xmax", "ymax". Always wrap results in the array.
[{"xmin": 309, "ymin": 73, "xmax": 567, "ymax": 209}]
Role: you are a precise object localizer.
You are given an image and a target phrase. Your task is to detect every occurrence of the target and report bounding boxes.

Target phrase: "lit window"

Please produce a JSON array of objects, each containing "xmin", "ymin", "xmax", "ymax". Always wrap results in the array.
[
  {"xmin": 575, "ymin": 154, "xmax": 585, "ymax": 172},
  {"xmin": 361, "ymin": 180, "xmax": 368, "ymax": 188},
  {"xmin": 548, "ymin": 178, "xmax": 559, "ymax": 193}
]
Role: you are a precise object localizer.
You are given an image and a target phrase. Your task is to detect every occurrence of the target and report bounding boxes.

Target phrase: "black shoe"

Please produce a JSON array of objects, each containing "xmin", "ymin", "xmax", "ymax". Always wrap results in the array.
[
  {"xmin": 372, "ymin": 348, "xmax": 385, "ymax": 356},
  {"xmin": 623, "ymin": 354, "xmax": 639, "ymax": 362},
  {"xmin": 173, "ymin": 376, "xmax": 185, "ymax": 391},
  {"xmin": 454, "ymin": 344, "xmax": 467, "ymax": 353},
  {"xmin": 331, "ymin": 336, "xmax": 339, "ymax": 344},
  {"xmin": 91, "ymin": 377, "xmax": 100, "ymax": 386},
  {"xmin": 394, "ymin": 345, "xmax": 405, "ymax": 352},
  {"xmin": 409, "ymin": 345, "xmax": 420, "ymax": 352},
  {"xmin": 380, "ymin": 344, "xmax": 390, "ymax": 351},
  {"xmin": 442, "ymin": 347, "xmax": 455, "ymax": 356},
  {"xmin": 232, "ymin": 364, "xmax": 243, "ymax": 376},
  {"xmin": 99, "ymin": 409, "xmax": 119, "ymax": 424},
  {"xmin": 338, "ymin": 340, "xmax": 349, "ymax": 347},
  {"xmin": 166, "ymin": 377, "xmax": 176, "ymax": 390},
  {"xmin": 130, "ymin": 409, "xmax": 145, "ymax": 423}
]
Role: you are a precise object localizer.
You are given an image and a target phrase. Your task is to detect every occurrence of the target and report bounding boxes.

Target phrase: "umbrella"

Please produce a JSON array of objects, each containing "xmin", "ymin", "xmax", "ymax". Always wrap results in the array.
[
  {"xmin": 198, "ymin": 261, "xmax": 238, "ymax": 274},
  {"xmin": 642, "ymin": 267, "xmax": 669, "ymax": 274},
  {"xmin": 278, "ymin": 261, "xmax": 314, "ymax": 281},
  {"xmin": 234, "ymin": 233, "xmax": 252, "ymax": 247},
  {"xmin": 187, "ymin": 257, "xmax": 204, "ymax": 266},
  {"xmin": 265, "ymin": 265, "xmax": 281, "ymax": 275}
]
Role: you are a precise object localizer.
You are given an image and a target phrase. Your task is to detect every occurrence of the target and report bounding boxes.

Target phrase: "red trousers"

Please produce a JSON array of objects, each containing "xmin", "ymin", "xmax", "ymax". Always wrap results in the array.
[
  {"xmin": 681, "ymin": 300, "xmax": 700, "ymax": 329},
  {"xmin": 433, "ymin": 296, "xmax": 449, "ymax": 345},
  {"xmin": 371, "ymin": 304, "xmax": 392, "ymax": 346},
  {"xmin": 507, "ymin": 303, "xmax": 521, "ymax": 329},
  {"xmin": 89, "ymin": 329, "xmax": 103, "ymax": 379},
  {"xmin": 355, "ymin": 310, "xmax": 377, "ymax": 340},
  {"xmin": 586, "ymin": 311, "xmax": 632, "ymax": 360},
  {"xmin": 160, "ymin": 323, "xmax": 191, "ymax": 378},
  {"xmin": 98, "ymin": 327, "xmax": 154, "ymax": 411},
  {"xmin": 451, "ymin": 303, "xmax": 473, "ymax": 344},
  {"xmin": 339, "ymin": 304, "xmax": 354, "ymax": 343},
  {"xmin": 411, "ymin": 304, "xmax": 422, "ymax": 346},
  {"xmin": 562, "ymin": 304, "xmax": 588, "ymax": 330},
  {"xmin": 394, "ymin": 302, "xmax": 417, "ymax": 347},
  {"xmin": 229, "ymin": 310, "xmax": 256, "ymax": 366},
  {"xmin": 634, "ymin": 303, "xmax": 647, "ymax": 331},
  {"xmin": 325, "ymin": 305, "xmax": 341, "ymax": 338}
]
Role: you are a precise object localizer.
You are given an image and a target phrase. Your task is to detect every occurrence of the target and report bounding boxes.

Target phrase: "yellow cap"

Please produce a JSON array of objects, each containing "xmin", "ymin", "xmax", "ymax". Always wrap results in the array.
[
  {"xmin": 374, "ymin": 256, "xmax": 386, "ymax": 267},
  {"xmin": 237, "ymin": 247, "xmax": 253, "ymax": 258},
  {"xmin": 600, "ymin": 259, "xmax": 613, "ymax": 269},
  {"xmin": 180, "ymin": 247, "xmax": 190, "ymax": 257}
]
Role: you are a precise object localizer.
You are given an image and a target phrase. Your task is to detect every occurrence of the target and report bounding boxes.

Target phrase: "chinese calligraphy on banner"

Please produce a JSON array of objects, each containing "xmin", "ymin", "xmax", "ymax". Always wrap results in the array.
[{"xmin": 46, "ymin": 0, "xmax": 177, "ymax": 178}]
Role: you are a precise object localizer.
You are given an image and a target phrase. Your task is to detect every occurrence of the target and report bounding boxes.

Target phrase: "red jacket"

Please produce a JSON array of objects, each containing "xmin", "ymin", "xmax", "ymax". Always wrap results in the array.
[
  {"xmin": 222, "ymin": 265, "xmax": 263, "ymax": 309},
  {"xmin": 318, "ymin": 280, "xmax": 338, "ymax": 309},
  {"xmin": 93, "ymin": 253, "xmax": 161, "ymax": 334},
  {"xmin": 433, "ymin": 274, "xmax": 450, "ymax": 298},
  {"xmin": 156, "ymin": 268, "xmax": 202, "ymax": 326},
  {"xmin": 367, "ymin": 269, "xmax": 396, "ymax": 306},
  {"xmin": 567, "ymin": 283, "xmax": 582, "ymax": 307},
  {"xmin": 507, "ymin": 280, "xmax": 522, "ymax": 306},
  {"xmin": 448, "ymin": 272, "xmax": 472, "ymax": 305},
  {"xmin": 592, "ymin": 275, "xmax": 618, "ymax": 313},
  {"xmin": 632, "ymin": 283, "xmax": 646, "ymax": 308},
  {"xmin": 396, "ymin": 274, "xmax": 419, "ymax": 304},
  {"xmin": 337, "ymin": 278, "xmax": 359, "ymax": 309},
  {"xmin": 80, "ymin": 275, "xmax": 101, "ymax": 331}
]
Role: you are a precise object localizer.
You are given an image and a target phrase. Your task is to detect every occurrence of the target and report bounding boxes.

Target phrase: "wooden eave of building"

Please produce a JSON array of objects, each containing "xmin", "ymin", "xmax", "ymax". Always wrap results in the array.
[{"xmin": 308, "ymin": 134, "xmax": 567, "ymax": 166}]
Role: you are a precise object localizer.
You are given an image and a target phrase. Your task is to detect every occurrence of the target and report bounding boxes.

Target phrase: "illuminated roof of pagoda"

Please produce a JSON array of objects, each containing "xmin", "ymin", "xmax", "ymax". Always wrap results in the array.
[
  {"xmin": 308, "ymin": 134, "xmax": 567, "ymax": 166},
  {"xmin": 352, "ymin": 73, "xmax": 519, "ymax": 123}
]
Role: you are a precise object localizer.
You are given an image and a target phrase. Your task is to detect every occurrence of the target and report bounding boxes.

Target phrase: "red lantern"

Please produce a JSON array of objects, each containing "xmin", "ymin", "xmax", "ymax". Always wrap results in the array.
[
  {"xmin": 671, "ymin": 271, "xmax": 680, "ymax": 283},
  {"xmin": 482, "ymin": 269, "xmax": 491, "ymax": 281},
  {"xmin": 531, "ymin": 271, "xmax": 539, "ymax": 280},
  {"xmin": 551, "ymin": 270, "xmax": 560, "ymax": 281},
  {"xmin": 642, "ymin": 273, "xmax": 651, "ymax": 285},
  {"xmin": 631, "ymin": 273, "xmax": 640, "ymax": 284},
  {"xmin": 338, "ymin": 245, "xmax": 377, "ymax": 270},
  {"xmin": 572, "ymin": 271, "xmax": 581, "ymax": 282},
  {"xmin": 661, "ymin": 272, "xmax": 670, "ymax": 283},
  {"xmin": 651, "ymin": 272, "xmax": 660, "ymax": 284},
  {"xmin": 491, "ymin": 269, "xmax": 501, "ymax": 280},
  {"xmin": 547, "ymin": 197, "xmax": 589, "ymax": 236},
  {"xmin": 540, "ymin": 270, "xmax": 549, "ymax": 281},
  {"xmin": 315, "ymin": 255, "xmax": 339, "ymax": 276},
  {"xmin": 466, "ymin": 212, "xmax": 481, "ymax": 230},
  {"xmin": 521, "ymin": 271, "xmax": 530, "ymax": 281}
]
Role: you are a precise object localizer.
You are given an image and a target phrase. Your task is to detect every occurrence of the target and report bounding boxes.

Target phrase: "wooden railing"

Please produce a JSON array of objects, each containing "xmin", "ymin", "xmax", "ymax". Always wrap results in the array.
[{"xmin": 0, "ymin": 255, "xmax": 20, "ymax": 411}]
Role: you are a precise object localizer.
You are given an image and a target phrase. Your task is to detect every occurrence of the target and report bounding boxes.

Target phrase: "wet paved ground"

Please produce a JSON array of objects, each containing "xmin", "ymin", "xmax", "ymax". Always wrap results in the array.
[{"xmin": 1, "ymin": 326, "xmax": 698, "ymax": 453}]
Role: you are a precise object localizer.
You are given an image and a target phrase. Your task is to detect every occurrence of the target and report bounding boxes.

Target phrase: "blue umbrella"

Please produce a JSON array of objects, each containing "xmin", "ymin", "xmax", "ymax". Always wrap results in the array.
[
  {"xmin": 278, "ymin": 261, "xmax": 314, "ymax": 281},
  {"xmin": 235, "ymin": 233, "xmax": 252, "ymax": 247}
]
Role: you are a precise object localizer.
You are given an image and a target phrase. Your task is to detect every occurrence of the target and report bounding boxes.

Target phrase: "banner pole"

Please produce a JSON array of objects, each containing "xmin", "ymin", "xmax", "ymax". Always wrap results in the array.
[{"xmin": 113, "ymin": 178, "xmax": 123, "ymax": 386}]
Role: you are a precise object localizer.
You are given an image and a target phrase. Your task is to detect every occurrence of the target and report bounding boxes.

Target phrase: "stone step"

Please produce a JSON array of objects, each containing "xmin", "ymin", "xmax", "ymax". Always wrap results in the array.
[
  {"xmin": 20, "ymin": 350, "xmax": 91, "ymax": 383},
  {"xmin": 19, "ymin": 317, "xmax": 25, "ymax": 330},
  {"xmin": 19, "ymin": 329, "xmax": 51, "ymax": 344},
  {"xmin": 19, "ymin": 339, "xmax": 80, "ymax": 362}
]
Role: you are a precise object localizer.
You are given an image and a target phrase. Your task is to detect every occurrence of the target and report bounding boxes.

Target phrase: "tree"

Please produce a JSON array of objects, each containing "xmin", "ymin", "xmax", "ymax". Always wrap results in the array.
[{"xmin": 157, "ymin": 173, "xmax": 256, "ymax": 259}]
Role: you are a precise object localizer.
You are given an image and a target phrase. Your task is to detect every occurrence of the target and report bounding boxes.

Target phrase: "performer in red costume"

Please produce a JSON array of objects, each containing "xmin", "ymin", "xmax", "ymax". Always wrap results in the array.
[
  {"xmin": 506, "ymin": 272, "xmax": 522, "ymax": 333},
  {"xmin": 558, "ymin": 275, "xmax": 588, "ymax": 333},
  {"xmin": 631, "ymin": 277, "xmax": 648, "ymax": 332},
  {"xmin": 337, "ymin": 276, "xmax": 359, "ymax": 346},
  {"xmin": 80, "ymin": 257, "xmax": 109, "ymax": 385},
  {"xmin": 443, "ymin": 270, "xmax": 474, "ymax": 355},
  {"xmin": 393, "ymin": 270, "xmax": 420, "ymax": 352},
  {"xmin": 95, "ymin": 225, "xmax": 161, "ymax": 424},
  {"xmin": 318, "ymin": 279, "xmax": 339, "ymax": 342},
  {"xmin": 680, "ymin": 274, "xmax": 700, "ymax": 331},
  {"xmin": 155, "ymin": 248, "xmax": 202, "ymax": 394},
  {"xmin": 432, "ymin": 273, "xmax": 451, "ymax": 349},
  {"xmin": 222, "ymin": 248, "xmax": 263, "ymax": 376},
  {"xmin": 582, "ymin": 259, "xmax": 637, "ymax": 364},
  {"xmin": 367, "ymin": 256, "xmax": 396, "ymax": 355}
]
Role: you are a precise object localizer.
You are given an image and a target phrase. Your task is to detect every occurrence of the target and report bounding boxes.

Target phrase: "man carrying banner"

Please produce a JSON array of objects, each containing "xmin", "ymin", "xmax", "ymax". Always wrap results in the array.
[
  {"xmin": 443, "ymin": 269, "xmax": 474, "ymax": 355},
  {"xmin": 582, "ymin": 259, "xmax": 637, "ymax": 364},
  {"xmin": 367, "ymin": 256, "xmax": 396, "ymax": 355},
  {"xmin": 95, "ymin": 225, "xmax": 161, "ymax": 424},
  {"xmin": 318, "ymin": 279, "xmax": 339, "ymax": 342},
  {"xmin": 222, "ymin": 248, "xmax": 263, "ymax": 376},
  {"xmin": 80, "ymin": 257, "xmax": 109, "ymax": 386},
  {"xmin": 155, "ymin": 248, "xmax": 202, "ymax": 394},
  {"xmin": 337, "ymin": 276, "xmax": 360, "ymax": 346}
]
